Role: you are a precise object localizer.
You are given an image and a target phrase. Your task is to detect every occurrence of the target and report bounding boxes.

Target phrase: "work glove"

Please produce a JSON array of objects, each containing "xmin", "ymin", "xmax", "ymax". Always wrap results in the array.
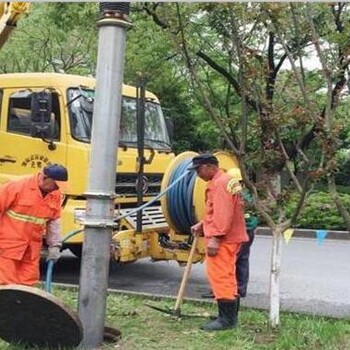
[{"xmin": 47, "ymin": 246, "xmax": 61, "ymax": 263}]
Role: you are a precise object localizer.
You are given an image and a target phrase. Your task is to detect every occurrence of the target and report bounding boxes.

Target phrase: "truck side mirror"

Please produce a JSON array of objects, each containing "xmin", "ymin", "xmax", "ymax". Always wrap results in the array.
[
  {"xmin": 31, "ymin": 91, "xmax": 52, "ymax": 123},
  {"xmin": 30, "ymin": 91, "xmax": 53, "ymax": 139},
  {"xmin": 30, "ymin": 91, "xmax": 56, "ymax": 150}
]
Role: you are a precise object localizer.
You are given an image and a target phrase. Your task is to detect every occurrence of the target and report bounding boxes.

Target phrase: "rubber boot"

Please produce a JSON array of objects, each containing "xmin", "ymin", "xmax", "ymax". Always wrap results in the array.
[
  {"xmin": 200, "ymin": 299, "xmax": 238, "ymax": 331},
  {"xmin": 210, "ymin": 296, "xmax": 240, "ymax": 321}
]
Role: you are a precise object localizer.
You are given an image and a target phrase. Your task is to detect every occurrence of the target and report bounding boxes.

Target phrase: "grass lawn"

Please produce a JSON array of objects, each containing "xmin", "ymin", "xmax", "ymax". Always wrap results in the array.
[{"xmin": 1, "ymin": 287, "xmax": 350, "ymax": 350}]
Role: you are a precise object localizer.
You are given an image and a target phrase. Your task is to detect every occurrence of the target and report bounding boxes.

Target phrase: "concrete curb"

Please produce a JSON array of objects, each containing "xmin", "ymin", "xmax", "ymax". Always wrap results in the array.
[{"xmin": 256, "ymin": 227, "xmax": 349, "ymax": 240}]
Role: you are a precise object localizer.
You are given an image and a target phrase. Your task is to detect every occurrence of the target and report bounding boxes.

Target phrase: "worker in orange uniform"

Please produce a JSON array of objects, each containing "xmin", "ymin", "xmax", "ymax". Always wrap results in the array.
[
  {"xmin": 201, "ymin": 167, "xmax": 258, "ymax": 301},
  {"xmin": 190, "ymin": 154, "xmax": 248, "ymax": 331},
  {"xmin": 0, "ymin": 164, "xmax": 68, "ymax": 286}
]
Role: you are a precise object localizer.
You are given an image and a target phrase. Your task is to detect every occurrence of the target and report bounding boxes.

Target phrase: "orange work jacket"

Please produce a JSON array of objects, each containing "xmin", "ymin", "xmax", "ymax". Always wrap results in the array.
[
  {"xmin": 203, "ymin": 170, "xmax": 248, "ymax": 244},
  {"xmin": 0, "ymin": 174, "xmax": 61, "ymax": 261}
]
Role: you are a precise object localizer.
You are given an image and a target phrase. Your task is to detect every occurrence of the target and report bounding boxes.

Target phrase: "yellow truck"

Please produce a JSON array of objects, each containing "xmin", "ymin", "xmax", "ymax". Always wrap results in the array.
[{"xmin": 0, "ymin": 72, "xmax": 191, "ymax": 260}]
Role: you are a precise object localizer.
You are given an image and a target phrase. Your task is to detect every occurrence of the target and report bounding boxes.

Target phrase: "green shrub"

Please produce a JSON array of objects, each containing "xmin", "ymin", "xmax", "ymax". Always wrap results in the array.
[
  {"xmin": 314, "ymin": 183, "xmax": 350, "ymax": 195},
  {"xmin": 284, "ymin": 191, "xmax": 350, "ymax": 230}
]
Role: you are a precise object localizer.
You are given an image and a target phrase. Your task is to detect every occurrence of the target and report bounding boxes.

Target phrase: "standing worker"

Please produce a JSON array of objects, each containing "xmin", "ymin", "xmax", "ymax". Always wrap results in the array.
[
  {"xmin": 202, "ymin": 167, "xmax": 258, "ymax": 301},
  {"xmin": 0, "ymin": 164, "xmax": 68, "ymax": 286},
  {"xmin": 190, "ymin": 154, "xmax": 248, "ymax": 331}
]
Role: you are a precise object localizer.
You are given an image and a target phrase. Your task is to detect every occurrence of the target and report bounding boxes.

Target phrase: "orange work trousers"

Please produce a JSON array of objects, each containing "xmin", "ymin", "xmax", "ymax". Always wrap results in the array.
[
  {"xmin": 205, "ymin": 242, "xmax": 241, "ymax": 300},
  {"xmin": 0, "ymin": 255, "xmax": 40, "ymax": 286}
]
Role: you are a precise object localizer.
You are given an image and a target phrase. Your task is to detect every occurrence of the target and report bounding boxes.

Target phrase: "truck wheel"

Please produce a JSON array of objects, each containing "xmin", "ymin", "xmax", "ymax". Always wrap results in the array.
[{"xmin": 68, "ymin": 245, "xmax": 82, "ymax": 259}]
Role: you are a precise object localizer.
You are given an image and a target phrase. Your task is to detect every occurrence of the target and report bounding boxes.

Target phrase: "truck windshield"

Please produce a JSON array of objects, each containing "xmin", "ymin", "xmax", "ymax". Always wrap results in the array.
[{"xmin": 67, "ymin": 88, "xmax": 171, "ymax": 150}]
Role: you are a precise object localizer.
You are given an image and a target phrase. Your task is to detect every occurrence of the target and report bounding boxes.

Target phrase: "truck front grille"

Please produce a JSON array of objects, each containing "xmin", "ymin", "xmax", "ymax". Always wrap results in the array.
[
  {"xmin": 115, "ymin": 173, "xmax": 163, "ymax": 197},
  {"xmin": 118, "ymin": 206, "xmax": 167, "ymax": 229}
]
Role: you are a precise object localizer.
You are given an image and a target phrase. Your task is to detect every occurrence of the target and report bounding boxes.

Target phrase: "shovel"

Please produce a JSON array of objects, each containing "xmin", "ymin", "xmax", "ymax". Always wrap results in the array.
[{"xmin": 146, "ymin": 235, "xmax": 204, "ymax": 318}]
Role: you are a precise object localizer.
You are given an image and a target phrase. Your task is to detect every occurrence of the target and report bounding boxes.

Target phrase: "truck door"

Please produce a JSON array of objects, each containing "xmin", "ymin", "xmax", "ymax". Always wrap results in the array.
[{"xmin": 0, "ymin": 89, "xmax": 67, "ymax": 183}]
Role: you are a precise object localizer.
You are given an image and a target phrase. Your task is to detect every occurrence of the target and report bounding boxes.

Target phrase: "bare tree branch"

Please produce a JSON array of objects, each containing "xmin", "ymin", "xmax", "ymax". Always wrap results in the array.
[
  {"xmin": 277, "ymin": 134, "xmax": 302, "ymax": 193},
  {"xmin": 141, "ymin": 2, "xmax": 169, "ymax": 29},
  {"xmin": 290, "ymin": 178, "xmax": 310, "ymax": 225},
  {"xmin": 306, "ymin": 3, "xmax": 333, "ymax": 129},
  {"xmin": 328, "ymin": 174, "xmax": 350, "ymax": 232},
  {"xmin": 290, "ymin": 3, "xmax": 306, "ymax": 85},
  {"xmin": 196, "ymin": 50, "xmax": 259, "ymax": 112},
  {"xmin": 229, "ymin": 8, "xmax": 248, "ymax": 154}
]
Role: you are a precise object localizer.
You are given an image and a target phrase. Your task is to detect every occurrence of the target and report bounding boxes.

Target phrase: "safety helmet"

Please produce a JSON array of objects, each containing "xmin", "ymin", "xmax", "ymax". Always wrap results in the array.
[{"xmin": 226, "ymin": 167, "xmax": 242, "ymax": 181}]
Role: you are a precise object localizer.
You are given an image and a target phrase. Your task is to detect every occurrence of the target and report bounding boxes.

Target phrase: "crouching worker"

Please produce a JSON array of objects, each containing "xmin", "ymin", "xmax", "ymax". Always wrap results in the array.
[
  {"xmin": 190, "ymin": 154, "xmax": 248, "ymax": 331},
  {"xmin": 0, "ymin": 164, "xmax": 68, "ymax": 286}
]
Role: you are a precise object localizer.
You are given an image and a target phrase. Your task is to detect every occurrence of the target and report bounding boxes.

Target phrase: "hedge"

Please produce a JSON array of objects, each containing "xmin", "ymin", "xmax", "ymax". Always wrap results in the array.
[{"xmin": 283, "ymin": 191, "xmax": 350, "ymax": 231}]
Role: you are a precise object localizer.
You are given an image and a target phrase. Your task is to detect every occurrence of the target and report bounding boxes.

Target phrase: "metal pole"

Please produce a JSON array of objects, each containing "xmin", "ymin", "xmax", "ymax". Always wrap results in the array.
[
  {"xmin": 136, "ymin": 76, "xmax": 146, "ymax": 233},
  {"xmin": 78, "ymin": 3, "xmax": 131, "ymax": 349}
]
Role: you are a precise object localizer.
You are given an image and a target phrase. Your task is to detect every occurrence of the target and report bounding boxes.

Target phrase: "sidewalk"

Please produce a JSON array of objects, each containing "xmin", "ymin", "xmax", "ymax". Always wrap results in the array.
[{"xmin": 257, "ymin": 227, "xmax": 349, "ymax": 240}]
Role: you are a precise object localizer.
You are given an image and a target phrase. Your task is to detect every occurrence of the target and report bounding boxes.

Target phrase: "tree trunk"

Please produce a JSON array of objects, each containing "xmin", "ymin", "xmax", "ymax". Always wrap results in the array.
[
  {"xmin": 269, "ymin": 228, "xmax": 282, "ymax": 327},
  {"xmin": 328, "ymin": 175, "xmax": 350, "ymax": 232}
]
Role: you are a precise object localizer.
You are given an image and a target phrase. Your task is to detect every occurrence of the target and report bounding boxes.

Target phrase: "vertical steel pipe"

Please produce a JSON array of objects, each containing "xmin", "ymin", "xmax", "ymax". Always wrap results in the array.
[{"xmin": 78, "ymin": 3, "xmax": 131, "ymax": 348}]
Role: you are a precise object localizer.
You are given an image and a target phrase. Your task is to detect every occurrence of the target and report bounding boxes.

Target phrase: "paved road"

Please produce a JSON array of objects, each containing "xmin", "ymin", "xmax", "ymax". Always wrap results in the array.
[{"xmin": 48, "ymin": 236, "xmax": 350, "ymax": 318}]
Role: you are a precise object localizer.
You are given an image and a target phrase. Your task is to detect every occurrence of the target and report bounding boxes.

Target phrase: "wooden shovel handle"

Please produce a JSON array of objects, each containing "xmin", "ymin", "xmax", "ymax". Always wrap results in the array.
[{"xmin": 174, "ymin": 235, "xmax": 199, "ymax": 313}]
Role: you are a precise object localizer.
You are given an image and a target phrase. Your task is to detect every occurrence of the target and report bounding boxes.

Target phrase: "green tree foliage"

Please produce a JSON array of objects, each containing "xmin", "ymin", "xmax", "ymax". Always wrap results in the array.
[
  {"xmin": 0, "ymin": 3, "xmax": 98, "ymax": 74},
  {"xmin": 126, "ymin": 8, "xmax": 218, "ymax": 152}
]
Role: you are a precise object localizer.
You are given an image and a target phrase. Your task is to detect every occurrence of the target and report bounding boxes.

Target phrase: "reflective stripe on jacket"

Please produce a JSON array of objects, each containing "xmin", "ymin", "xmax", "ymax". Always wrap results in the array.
[{"xmin": 0, "ymin": 174, "xmax": 61, "ymax": 261}]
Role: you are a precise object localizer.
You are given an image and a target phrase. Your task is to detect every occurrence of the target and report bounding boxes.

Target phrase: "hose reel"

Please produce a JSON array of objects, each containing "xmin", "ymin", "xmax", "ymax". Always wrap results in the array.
[{"xmin": 161, "ymin": 151, "xmax": 239, "ymax": 235}]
